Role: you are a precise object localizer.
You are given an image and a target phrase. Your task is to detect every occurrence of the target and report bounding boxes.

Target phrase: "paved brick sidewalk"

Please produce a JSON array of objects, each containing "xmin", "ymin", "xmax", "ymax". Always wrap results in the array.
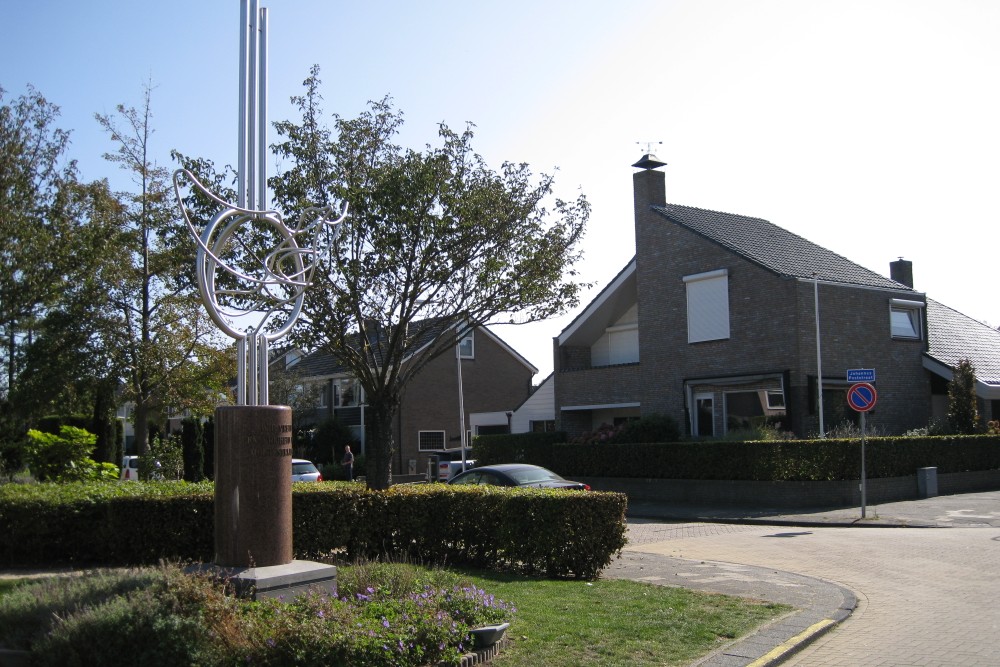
[{"xmin": 623, "ymin": 522, "xmax": 1000, "ymax": 666}]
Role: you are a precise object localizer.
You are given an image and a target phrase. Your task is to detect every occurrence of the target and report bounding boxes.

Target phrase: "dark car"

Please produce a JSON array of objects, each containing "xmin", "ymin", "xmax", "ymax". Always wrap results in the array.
[{"xmin": 448, "ymin": 463, "xmax": 590, "ymax": 490}]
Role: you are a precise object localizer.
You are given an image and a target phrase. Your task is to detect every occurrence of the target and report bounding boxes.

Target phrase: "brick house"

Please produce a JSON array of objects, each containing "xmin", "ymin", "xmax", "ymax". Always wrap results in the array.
[
  {"xmin": 288, "ymin": 321, "xmax": 537, "ymax": 475},
  {"xmin": 554, "ymin": 154, "xmax": 1000, "ymax": 439}
]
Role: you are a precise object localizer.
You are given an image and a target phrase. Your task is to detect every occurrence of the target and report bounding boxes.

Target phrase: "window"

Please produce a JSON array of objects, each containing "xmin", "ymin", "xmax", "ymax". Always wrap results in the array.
[
  {"xmin": 684, "ymin": 269, "xmax": 730, "ymax": 343},
  {"xmin": 335, "ymin": 378, "xmax": 361, "ymax": 406},
  {"xmin": 530, "ymin": 420, "xmax": 556, "ymax": 433},
  {"xmin": 765, "ymin": 391, "xmax": 785, "ymax": 409},
  {"xmin": 694, "ymin": 393, "xmax": 715, "ymax": 437},
  {"xmin": 591, "ymin": 324, "xmax": 639, "ymax": 366},
  {"xmin": 459, "ymin": 331, "xmax": 474, "ymax": 359},
  {"xmin": 890, "ymin": 299, "xmax": 923, "ymax": 339},
  {"xmin": 418, "ymin": 430, "xmax": 446, "ymax": 451}
]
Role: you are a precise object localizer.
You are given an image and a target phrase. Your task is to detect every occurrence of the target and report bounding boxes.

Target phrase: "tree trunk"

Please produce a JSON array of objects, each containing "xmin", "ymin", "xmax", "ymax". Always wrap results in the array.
[
  {"xmin": 134, "ymin": 403, "xmax": 149, "ymax": 457},
  {"xmin": 92, "ymin": 382, "xmax": 116, "ymax": 463},
  {"xmin": 365, "ymin": 401, "xmax": 396, "ymax": 490}
]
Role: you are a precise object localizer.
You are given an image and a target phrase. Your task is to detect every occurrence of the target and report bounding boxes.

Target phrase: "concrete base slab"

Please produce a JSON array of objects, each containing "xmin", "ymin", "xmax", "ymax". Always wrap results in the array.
[{"xmin": 187, "ymin": 560, "xmax": 337, "ymax": 601}]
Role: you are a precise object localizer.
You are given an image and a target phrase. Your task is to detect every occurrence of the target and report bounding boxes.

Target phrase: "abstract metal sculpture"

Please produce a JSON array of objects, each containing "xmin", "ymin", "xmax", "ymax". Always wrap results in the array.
[{"xmin": 173, "ymin": 0, "xmax": 346, "ymax": 406}]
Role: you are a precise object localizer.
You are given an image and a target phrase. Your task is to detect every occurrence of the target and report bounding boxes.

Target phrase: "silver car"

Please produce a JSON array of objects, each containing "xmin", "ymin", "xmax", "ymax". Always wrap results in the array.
[{"xmin": 292, "ymin": 458, "xmax": 323, "ymax": 482}]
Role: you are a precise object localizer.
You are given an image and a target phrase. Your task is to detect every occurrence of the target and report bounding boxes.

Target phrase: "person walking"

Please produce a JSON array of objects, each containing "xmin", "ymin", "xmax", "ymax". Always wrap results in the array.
[{"xmin": 342, "ymin": 445, "xmax": 355, "ymax": 481}]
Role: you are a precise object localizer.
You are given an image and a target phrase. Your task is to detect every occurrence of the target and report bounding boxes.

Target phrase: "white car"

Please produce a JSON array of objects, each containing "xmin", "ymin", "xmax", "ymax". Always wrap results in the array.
[
  {"xmin": 120, "ymin": 456, "xmax": 141, "ymax": 480},
  {"xmin": 292, "ymin": 458, "xmax": 323, "ymax": 482}
]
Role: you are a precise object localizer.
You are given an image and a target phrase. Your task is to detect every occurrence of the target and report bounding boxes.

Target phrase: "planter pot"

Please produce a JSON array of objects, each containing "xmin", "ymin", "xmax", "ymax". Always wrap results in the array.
[{"xmin": 469, "ymin": 622, "xmax": 509, "ymax": 649}]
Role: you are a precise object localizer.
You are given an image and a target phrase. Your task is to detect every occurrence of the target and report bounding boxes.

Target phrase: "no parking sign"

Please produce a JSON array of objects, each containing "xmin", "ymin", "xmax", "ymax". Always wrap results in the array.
[{"xmin": 847, "ymin": 382, "xmax": 877, "ymax": 412}]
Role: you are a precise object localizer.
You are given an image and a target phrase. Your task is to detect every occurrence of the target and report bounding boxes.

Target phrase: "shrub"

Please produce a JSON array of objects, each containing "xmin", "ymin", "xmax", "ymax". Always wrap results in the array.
[
  {"xmin": 0, "ymin": 563, "xmax": 514, "ymax": 666},
  {"xmin": 608, "ymin": 413, "xmax": 681, "ymax": 444},
  {"xmin": 23, "ymin": 426, "xmax": 117, "ymax": 482},
  {"xmin": 948, "ymin": 358, "xmax": 981, "ymax": 434}
]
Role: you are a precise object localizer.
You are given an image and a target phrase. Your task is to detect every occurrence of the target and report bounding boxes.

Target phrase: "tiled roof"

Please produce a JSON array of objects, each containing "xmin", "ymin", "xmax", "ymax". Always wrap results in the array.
[
  {"xmin": 926, "ymin": 299, "xmax": 1000, "ymax": 386},
  {"xmin": 288, "ymin": 317, "xmax": 465, "ymax": 378},
  {"xmin": 653, "ymin": 204, "xmax": 911, "ymax": 291}
]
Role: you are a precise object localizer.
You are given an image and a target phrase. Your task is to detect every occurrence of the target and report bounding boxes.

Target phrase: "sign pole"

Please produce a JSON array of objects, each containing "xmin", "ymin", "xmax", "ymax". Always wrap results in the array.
[
  {"xmin": 860, "ymin": 410, "xmax": 867, "ymax": 519},
  {"xmin": 846, "ymin": 375, "xmax": 876, "ymax": 521}
]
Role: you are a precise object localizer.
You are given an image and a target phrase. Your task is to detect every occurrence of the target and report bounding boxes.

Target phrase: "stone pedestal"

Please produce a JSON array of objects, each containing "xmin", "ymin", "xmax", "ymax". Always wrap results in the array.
[
  {"xmin": 214, "ymin": 405, "xmax": 293, "ymax": 567},
  {"xmin": 202, "ymin": 405, "xmax": 336, "ymax": 600},
  {"xmin": 187, "ymin": 560, "xmax": 337, "ymax": 601}
]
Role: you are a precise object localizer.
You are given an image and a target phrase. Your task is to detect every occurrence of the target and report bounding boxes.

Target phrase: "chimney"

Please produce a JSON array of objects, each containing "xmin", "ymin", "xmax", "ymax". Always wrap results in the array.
[
  {"xmin": 890, "ymin": 258, "xmax": 913, "ymax": 288},
  {"xmin": 632, "ymin": 152, "xmax": 667, "ymax": 214}
]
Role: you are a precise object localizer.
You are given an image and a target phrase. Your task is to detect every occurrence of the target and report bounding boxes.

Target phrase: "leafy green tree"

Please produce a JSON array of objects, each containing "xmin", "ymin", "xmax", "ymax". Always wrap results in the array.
[
  {"xmin": 95, "ymin": 85, "xmax": 233, "ymax": 454},
  {"xmin": 271, "ymin": 68, "xmax": 589, "ymax": 489},
  {"xmin": 947, "ymin": 358, "xmax": 980, "ymax": 434},
  {"xmin": 0, "ymin": 86, "xmax": 108, "ymax": 404}
]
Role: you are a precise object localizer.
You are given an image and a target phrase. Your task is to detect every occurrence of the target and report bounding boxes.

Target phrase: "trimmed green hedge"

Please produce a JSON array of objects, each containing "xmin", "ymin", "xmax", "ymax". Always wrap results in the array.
[
  {"xmin": 474, "ymin": 434, "xmax": 1000, "ymax": 481},
  {"xmin": 0, "ymin": 481, "xmax": 626, "ymax": 579}
]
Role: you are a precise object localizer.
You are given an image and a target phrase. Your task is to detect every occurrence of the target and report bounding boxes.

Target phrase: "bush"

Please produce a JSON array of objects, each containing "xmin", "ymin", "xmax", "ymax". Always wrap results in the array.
[
  {"xmin": 0, "ymin": 562, "xmax": 514, "ymax": 666},
  {"xmin": 23, "ymin": 426, "xmax": 117, "ymax": 482},
  {"xmin": 0, "ymin": 481, "xmax": 627, "ymax": 579}
]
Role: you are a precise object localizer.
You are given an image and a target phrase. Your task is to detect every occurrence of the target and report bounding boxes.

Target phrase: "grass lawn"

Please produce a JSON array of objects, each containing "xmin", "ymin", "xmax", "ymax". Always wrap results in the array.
[
  {"xmin": 0, "ymin": 566, "xmax": 788, "ymax": 666},
  {"xmin": 455, "ymin": 570, "xmax": 789, "ymax": 667}
]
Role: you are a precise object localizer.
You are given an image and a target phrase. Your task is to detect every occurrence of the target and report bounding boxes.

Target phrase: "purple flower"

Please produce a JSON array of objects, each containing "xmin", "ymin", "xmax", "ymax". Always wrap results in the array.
[{"xmin": 382, "ymin": 618, "xmax": 390, "ymax": 628}]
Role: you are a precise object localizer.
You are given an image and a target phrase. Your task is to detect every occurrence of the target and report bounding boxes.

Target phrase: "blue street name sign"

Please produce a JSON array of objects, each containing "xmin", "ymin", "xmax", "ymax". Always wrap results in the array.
[{"xmin": 847, "ymin": 368, "xmax": 876, "ymax": 383}]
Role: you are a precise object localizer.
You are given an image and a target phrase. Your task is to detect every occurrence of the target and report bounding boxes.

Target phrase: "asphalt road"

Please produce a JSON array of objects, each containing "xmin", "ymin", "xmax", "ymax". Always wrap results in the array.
[{"xmin": 612, "ymin": 491, "xmax": 1000, "ymax": 666}]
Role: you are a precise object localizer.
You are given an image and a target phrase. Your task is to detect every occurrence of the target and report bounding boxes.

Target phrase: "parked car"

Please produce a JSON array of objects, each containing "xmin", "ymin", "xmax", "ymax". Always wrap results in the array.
[
  {"xmin": 448, "ymin": 464, "xmax": 590, "ymax": 490},
  {"xmin": 429, "ymin": 449, "xmax": 476, "ymax": 481},
  {"xmin": 292, "ymin": 458, "xmax": 323, "ymax": 482},
  {"xmin": 120, "ymin": 455, "xmax": 163, "ymax": 481},
  {"xmin": 120, "ymin": 455, "xmax": 140, "ymax": 481}
]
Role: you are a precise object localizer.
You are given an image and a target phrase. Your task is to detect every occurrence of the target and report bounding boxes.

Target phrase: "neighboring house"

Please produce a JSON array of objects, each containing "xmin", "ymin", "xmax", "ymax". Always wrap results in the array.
[
  {"xmin": 470, "ymin": 372, "xmax": 557, "ymax": 436},
  {"xmin": 554, "ymin": 153, "xmax": 1000, "ymax": 439},
  {"xmin": 291, "ymin": 321, "xmax": 537, "ymax": 475}
]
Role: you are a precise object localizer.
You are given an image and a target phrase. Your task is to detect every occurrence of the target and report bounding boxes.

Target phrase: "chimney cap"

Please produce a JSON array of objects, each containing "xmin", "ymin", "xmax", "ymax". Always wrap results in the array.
[{"xmin": 632, "ymin": 153, "xmax": 667, "ymax": 170}]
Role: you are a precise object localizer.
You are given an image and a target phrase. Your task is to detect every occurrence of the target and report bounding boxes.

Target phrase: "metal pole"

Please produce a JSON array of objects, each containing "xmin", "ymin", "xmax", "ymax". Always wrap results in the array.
[
  {"xmin": 257, "ymin": 335, "xmax": 269, "ymax": 406},
  {"xmin": 814, "ymin": 276, "xmax": 825, "ymax": 437},
  {"xmin": 860, "ymin": 411, "xmax": 868, "ymax": 518},
  {"xmin": 246, "ymin": 0, "xmax": 259, "ymax": 210},
  {"xmin": 256, "ymin": 6, "xmax": 268, "ymax": 210},
  {"xmin": 457, "ymin": 337, "xmax": 467, "ymax": 472},
  {"xmin": 237, "ymin": 0, "xmax": 249, "ymax": 208},
  {"xmin": 236, "ymin": 337, "xmax": 247, "ymax": 405}
]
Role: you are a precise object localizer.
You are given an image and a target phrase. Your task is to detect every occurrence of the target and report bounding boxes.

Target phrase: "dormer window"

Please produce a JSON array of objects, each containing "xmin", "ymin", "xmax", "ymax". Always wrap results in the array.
[{"xmin": 890, "ymin": 299, "xmax": 924, "ymax": 340}]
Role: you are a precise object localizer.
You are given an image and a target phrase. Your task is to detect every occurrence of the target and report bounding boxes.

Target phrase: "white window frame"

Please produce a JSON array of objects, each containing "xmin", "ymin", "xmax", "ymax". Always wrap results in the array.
[
  {"xmin": 890, "ymin": 298, "xmax": 924, "ymax": 340},
  {"xmin": 458, "ymin": 331, "xmax": 474, "ymax": 359},
  {"xmin": 418, "ymin": 430, "xmax": 446, "ymax": 451},
  {"xmin": 765, "ymin": 390, "xmax": 786, "ymax": 410},
  {"xmin": 684, "ymin": 269, "xmax": 730, "ymax": 343}
]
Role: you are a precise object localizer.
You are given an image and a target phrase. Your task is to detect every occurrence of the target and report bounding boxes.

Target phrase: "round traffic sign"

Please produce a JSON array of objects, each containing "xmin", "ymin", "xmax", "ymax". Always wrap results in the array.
[{"xmin": 847, "ymin": 382, "xmax": 877, "ymax": 412}]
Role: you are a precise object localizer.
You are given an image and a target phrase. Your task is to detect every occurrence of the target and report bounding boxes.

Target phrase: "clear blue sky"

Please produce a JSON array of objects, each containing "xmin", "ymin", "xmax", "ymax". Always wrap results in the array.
[{"xmin": 4, "ymin": 0, "xmax": 999, "ymax": 380}]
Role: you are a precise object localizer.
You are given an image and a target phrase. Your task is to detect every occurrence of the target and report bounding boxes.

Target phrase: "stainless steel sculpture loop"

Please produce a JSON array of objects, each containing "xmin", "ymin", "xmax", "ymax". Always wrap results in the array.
[{"xmin": 173, "ymin": 168, "xmax": 347, "ymax": 406}]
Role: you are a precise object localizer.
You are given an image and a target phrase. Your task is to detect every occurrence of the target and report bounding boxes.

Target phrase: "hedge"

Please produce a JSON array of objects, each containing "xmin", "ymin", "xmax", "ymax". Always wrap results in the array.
[
  {"xmin": 474, "ymin": 434, "xmax": 1000, "ymax": 481},
  {"xmin": 0, "ymin": 481, "xmax": 626, "ymax": 579}
]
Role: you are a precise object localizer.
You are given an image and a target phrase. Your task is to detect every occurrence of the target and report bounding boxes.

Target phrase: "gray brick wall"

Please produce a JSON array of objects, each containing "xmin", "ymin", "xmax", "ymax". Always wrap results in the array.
[
  {"xmin": 554, "ymin": 166, "xmax": 934, "ymax": 439},
  {"xmin": 396, "ymin": 330, "xmax": 533, "ymax": 474}
]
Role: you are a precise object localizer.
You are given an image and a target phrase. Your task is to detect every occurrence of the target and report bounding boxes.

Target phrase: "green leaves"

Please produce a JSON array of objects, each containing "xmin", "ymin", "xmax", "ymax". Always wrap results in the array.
[{"xmin": 271, "ymin": 68, "xmax": 590, "ymax": 487}]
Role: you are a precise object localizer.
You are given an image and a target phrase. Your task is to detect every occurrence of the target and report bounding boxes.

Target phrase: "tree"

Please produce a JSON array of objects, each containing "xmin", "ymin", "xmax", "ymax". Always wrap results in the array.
[
  {"xmin": 947, "ymin": 358, "xmax": 980, "ymax": 434},
  {"xmin": 270, "ymin": 68, "xmax": 589, "ymax": 489},
  {"xmin": 95, "ymin": 84, "xmax": 233, "ymax": 455},
  {"xmin": 0, "ymin": 86, "xmax": 93, "ymax": 401}
]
